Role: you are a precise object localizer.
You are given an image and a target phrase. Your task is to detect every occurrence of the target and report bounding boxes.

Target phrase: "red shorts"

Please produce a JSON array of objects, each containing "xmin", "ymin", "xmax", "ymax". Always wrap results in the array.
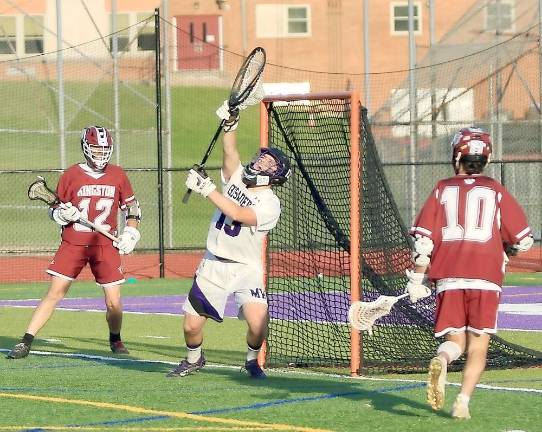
[
  {"xmin": 47, "ymin": 241, "xmax": 125, "ymax": 287},
  {"xmin": 434, "ymin": 289, "xmax": 500, "ymax": 337}
]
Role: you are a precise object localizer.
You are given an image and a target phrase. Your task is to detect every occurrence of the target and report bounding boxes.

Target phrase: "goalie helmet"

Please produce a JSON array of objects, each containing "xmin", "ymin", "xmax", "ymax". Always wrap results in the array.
[
  {"xmin": 242, "ymin": 147, "xmax": 291, "ymax": 187},
  {"xmin": 81, "ymin": 126, "xmax": 113, "ymax": 171},
  {"xmin": 450, "ymin": 126, "xmax": 492, "ymax": 174}
]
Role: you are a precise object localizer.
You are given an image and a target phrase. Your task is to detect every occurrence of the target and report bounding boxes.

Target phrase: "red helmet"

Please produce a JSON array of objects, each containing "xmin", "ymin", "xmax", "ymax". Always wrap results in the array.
[
  {"xmin": 81, "ymin": 126, "xmax": 113, "ymax": 171},
  {"xmin": 450, "ymin": 127, "xmax": 492, "ymax": 174}
]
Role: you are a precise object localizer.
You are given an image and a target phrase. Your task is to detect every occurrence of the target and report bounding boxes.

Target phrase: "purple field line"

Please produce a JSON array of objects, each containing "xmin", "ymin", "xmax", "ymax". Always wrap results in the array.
[{"xmin": 1, "ymin": 285, "xmax": 541, "ymax": 331}]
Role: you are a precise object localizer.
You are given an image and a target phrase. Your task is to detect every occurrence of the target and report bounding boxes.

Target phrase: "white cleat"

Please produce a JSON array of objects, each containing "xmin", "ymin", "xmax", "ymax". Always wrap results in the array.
[
  {"xmin": 451, "ymin": 397, "xmax": 471, "ymax": 419},
  {"xmin": 426, "ymin": 356, "xmax": 447, "ymax": 410}
]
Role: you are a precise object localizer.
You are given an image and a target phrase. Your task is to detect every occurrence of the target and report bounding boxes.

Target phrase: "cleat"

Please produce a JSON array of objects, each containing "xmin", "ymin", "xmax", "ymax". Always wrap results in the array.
[
  {"xmin": 427, "ymin": 356, "xmax": 447, "ymax": 410},
  {"xmin": 110, "ymin": 341, "xmax": 130, "ymax": 354},
  {"xmin": 243, "ymin": 359, "xmax": 266, "ymax": 379},
  {"xmin": 167, "ymin": 354, "xmax": 206, "ymax": 378},
  {"xmin": 6, "ymin": 342, "xmax": 30, "ymax": 359},
  {"xmin": 452, "ymin": 397, "xmax": 471, "ymax": 419}
]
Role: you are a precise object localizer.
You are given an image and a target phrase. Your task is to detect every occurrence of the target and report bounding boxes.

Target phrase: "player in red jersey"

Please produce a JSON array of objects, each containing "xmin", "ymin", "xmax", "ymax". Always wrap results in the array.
[
  {"xmin": 406, "ymin": 127, "xmax": 533, "ymax": 419},
  {"xmin": 7, "ymin": 126, "xmax": 142, "ymax": 359}
]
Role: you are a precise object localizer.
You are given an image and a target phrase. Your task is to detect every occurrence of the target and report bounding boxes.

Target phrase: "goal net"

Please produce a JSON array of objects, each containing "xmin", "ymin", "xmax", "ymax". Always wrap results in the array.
[{"xmin": 262, "ymin": 92, "xmax": 542, "ymax": 374}]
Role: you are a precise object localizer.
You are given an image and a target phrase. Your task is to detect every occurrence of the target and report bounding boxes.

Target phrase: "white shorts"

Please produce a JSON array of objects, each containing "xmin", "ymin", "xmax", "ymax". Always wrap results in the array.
[{"xmin": 183, "ymin": 252, "xmax": 267, "ymax": 322}]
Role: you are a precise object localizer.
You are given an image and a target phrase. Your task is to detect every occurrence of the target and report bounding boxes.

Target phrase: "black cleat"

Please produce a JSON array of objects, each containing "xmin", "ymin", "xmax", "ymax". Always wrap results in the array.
[
  {"xmin": 243, "ymin": 359, "xmax": 266, "ymax": 379},
  {"xmin": 110, "ymin": 341, "xmax": 130, "ymax": 354},
  {"xmin": 7, "ymin": 342, "xmax": 30, "ymax": 359},
  {"xmin": 166, "ymin": 354, "xmax": 206, "ymax": 378}
]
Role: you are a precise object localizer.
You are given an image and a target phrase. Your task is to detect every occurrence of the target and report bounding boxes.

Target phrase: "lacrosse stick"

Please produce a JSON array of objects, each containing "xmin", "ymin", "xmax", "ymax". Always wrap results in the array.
[
  {"xmin": 182, "ymin": 47, "xmax": 266, "ymax": 204},
  {"xmin": 348, "ymin": 293, "xmax": 409, "ymax": 335},
  {"xmin": 28, "ymin": 176, "xmax": 120, "ymax": 243}
]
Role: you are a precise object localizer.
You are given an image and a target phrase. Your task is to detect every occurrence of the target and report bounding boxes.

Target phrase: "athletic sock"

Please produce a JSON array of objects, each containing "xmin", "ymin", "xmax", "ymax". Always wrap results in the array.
[
  {"xmin": 457, "ymin": 393, "xmax": 470, "ymax": 405},
  {"xmin": 109, "ymin": 332, "xmax": 121, "ymax": 343},
  {"xmin": 22, "ymin": 333, "xmax": 34, "ymax": 346},
  {"xmin": 246, "ymin": 343, "xmax": 262, "ymax": 362},
  {"xmin": 186, "ymin": 343, "xmax": 202, "ymax": 363}
]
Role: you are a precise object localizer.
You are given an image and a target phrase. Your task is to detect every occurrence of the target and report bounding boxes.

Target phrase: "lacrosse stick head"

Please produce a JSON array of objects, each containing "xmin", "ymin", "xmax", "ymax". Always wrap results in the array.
[
  {"xmin": 348, "ymin": 296, "xmax": 401, "ymax": 335},
  {"xmin": 28, "ymin": 176, "xmax": 59, "ymax": 206},
  {"xmin": 229, "ymin": 47, "xmax": 266, "ymax": 109}
]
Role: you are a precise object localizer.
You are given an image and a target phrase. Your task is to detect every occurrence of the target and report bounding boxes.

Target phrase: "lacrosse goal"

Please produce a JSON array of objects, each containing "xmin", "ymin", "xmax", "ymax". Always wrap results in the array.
[{"xmin": 261, "ymin": 91, "xmax": 542, "ymax": 375}]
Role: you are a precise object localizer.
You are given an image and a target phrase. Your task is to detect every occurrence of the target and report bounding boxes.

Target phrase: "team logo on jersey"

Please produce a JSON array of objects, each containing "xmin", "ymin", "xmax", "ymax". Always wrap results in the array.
[
  {"xmin": 77, "ymin": 184, "xmax": 116, "ymax": 198},
  {"xmin": 250, "ymin": 288, "xmax": 266, "ymax": 299},
  {"xmin": 226, "ymin": 184, "xmax": 253, "ymax": 207}
]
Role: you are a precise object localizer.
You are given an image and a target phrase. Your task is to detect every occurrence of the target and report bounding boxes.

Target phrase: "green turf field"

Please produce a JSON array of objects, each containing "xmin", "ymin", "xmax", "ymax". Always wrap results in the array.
[{"xmin": 1, "ymin": 274, "xmax": 542, "ymax": 431}]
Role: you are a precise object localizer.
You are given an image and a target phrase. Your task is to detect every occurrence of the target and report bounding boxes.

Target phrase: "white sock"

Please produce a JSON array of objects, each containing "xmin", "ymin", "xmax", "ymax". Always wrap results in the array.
[
  {"xmin": 437, "ymin": 341, "xmax": 463, "ymax": 364},
  {"xmin": 457, "ymin": 393, "xmax": 470, "ymax": 405},
  {"xmin": 246, "ymin": 345, "xmax": 260, "ymax": 362},
  {"xmin": 186, "ymin": 344, "xmax": 202, "ymax": 363}
]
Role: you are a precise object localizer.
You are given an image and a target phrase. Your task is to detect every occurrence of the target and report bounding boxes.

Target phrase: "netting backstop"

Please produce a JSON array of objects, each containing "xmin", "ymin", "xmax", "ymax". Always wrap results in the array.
[{"xmin": 263, "ymin": 92, "xmax": 542, "ymax": 374}]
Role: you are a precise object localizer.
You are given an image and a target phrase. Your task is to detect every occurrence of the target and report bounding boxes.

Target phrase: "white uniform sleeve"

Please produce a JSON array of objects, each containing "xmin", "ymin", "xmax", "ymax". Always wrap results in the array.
[
  {"xmin": 220, "ymin": 163, "xmax": 243, "ymax": 188},
  {"xmin": 251, "ymin": 192, "xmax": 281, "ymax": 232}
]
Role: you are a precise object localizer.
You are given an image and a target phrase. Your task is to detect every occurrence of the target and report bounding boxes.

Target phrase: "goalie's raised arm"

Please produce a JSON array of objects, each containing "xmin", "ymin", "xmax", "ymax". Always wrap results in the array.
[{"xmin": 216, "ymin": 100, "xmax": 241, "ymax": 180}]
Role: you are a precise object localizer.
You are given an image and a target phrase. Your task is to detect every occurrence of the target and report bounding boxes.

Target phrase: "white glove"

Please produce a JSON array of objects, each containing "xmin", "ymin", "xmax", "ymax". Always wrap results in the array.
[
  {"xmin": 185, "ymin": 165, "xmax": 216, "ymax": 198},
  {"xmin": 216, "ymin": 100, "xmax": 240, "ymax": 132},
  {"xmin": 53, "ymin": 202, "xmax": 81, "ymax": 225},
  {"xmin": 515, "ymin": 235, "xmax": 534, "ymax": 252},
  {"xmin": 412, "ymin": 234, "xmax": 433, "ymax": 266},
  {"xmin": 405, "ymin": 269, "xmax": 431, "ymax": 303},
  {"xmin": 113, "ymin": 226, "xmax": 141, "ymax": 255}
]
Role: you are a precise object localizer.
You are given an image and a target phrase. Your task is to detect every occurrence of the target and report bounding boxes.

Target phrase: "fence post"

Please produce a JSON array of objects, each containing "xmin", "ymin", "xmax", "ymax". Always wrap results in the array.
[{"xmin": 155, "ymin": 8, "xmax": 165, "ymax": 278}]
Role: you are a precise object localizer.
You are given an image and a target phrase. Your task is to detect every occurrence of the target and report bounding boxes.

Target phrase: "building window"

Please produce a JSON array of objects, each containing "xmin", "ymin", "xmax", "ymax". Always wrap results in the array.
[
  {"xmin": 136, "ymin": 13, "xmax": 155, "ymax": 51},
  {"xmin": 391, "ymin": 2, "xmax": 421, "ymax": 34},
  {"xmin": 110, "ymin": 12, "xmax": 154, "ymax": 53},
  {"xmin": 256, "ymin": 4, "xmax": 311, "ymax": 38},
  {"xmin": 0, "ymin": 16, "xmax": 17, "ymax": 54},
  {"xmin": 24, "ymin": 16, "xmax": 43, "ymax": 54},
  {"xmin": 486, "ymin": 1, "xmax": 514, "ymax": 33},
  {"xmin": 110, "ymin": 14, "xmax": 130, "ymax": 52},
  {"xmin": 287, "ymin": 6, "xmax": 309, "ymax": 35}
]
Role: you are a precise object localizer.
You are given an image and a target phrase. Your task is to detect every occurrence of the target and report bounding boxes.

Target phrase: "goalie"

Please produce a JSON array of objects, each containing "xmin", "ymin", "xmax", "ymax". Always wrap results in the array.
[
  {"xmin": 407, "ymin": 127, "xmax": 533, "ymax": 419},
  {"xmin": 7, "ymin": 126, "xmax": 141, "ymax": 359},
  {"xmin": 167, "ymin": 100, "xmax": 291, "ymax": 379}
]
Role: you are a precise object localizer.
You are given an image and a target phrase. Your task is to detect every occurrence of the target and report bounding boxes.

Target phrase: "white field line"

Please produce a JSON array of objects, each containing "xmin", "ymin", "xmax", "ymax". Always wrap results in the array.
[{"xmin": 0, "ymin": 348, "xmax": 541, "ymax": 394}]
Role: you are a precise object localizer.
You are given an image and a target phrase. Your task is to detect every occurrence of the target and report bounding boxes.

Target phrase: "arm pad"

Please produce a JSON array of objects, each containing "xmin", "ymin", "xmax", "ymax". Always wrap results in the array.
[{"xmin": 125, "ymin": 199, "xmax": 141, "ymax": 222}]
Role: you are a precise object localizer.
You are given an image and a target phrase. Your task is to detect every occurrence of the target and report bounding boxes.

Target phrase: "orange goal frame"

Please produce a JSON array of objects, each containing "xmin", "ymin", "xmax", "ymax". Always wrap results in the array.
[{"xmin": 258, "ymin": 91, "xmax": 362, "ymax": 376}]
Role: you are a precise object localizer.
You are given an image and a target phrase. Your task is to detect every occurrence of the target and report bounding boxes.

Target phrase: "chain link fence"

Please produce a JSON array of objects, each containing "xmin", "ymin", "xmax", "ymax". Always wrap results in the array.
[{"xmin": 1, "ymin": 9, "xmax": 541, "ymax": 282}]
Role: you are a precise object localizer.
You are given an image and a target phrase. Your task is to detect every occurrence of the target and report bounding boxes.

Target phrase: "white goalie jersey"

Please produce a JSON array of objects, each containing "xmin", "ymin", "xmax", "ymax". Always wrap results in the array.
[{"xmin": 206, "ymin": 164, "xmax": 281, "ymax": 267}]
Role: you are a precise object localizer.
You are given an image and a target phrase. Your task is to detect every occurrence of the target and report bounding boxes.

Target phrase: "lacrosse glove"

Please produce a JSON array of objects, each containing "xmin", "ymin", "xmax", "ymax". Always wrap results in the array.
[
  {"xmin": 113, "ymin": 226, "xmax": 141, "ymax": 255},
  {"xmin": 52, "ymin": 202, "xmax": 81, "ymax": 226},
  {"xmin": 216, "ymin": 100, "xmax": 240, "ymax": 132},
  {"xmin": 412, "ymin": 234, "xmax": 433, "ymax": 266},
  {"xmin": 405, "ymin": 269, "xmax": 431, "ymax": 303},
  {"xmin": 185, "ymin": 165, "xmax": 216, "ymax": 198}
]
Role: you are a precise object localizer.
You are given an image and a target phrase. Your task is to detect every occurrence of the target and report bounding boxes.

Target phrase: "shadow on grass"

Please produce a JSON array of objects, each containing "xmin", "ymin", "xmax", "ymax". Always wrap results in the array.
[{"xmin": 1, "ymin": 334, "xmax": 446, "ymax": 420}]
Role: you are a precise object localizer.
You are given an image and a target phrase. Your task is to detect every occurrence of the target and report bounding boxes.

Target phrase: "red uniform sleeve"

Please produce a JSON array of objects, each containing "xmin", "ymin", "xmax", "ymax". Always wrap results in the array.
[
  {"xmin": 55, "ymin": 171, "xmax": 71, "ymax": 204},
  {"xmin": 410, "ymin": 184, "xmax": 441, "ymax": 240},
  {"xmin": 499, "ymin": 187, "xmax": 532, "ymax": 244},
  {"xmin": 118, "ymin": 169, "xmax": 135, "ymax": 209}
]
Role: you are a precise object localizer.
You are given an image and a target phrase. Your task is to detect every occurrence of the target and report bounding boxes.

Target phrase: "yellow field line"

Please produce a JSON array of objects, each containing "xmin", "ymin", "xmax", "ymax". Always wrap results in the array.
[
  {"xmin": 0, "ymin": 427, "xmax": 272, "ymax": 431},
  {"xmin": 0, "ymin": 393, "xmax": 332, "ymax": 432}
]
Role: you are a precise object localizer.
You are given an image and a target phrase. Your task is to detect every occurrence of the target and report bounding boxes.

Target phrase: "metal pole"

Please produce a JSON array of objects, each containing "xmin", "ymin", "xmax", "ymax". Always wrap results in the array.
[
  {"xmin": 408, "ymin": 0, "xmax": 417, "ymax": 221},
  {"xmin": 56, "ymin": 0, "xmax": 65, "ymax": 169},
  {"xmin": 155, "ymin": 8, "xmax": 165, "ymax": 278},
  {"xmin": 241, "ymin": 0, "xmax": 248, "ymax": 55},
  {"xmin": 429, "ymin": 0, "xmax": 437, "ymax": 147},
  {"xmin": 495, "ymin": 0, "xmax": 503, "ymax": 163},
  {"xmin": 112, "ymin": 0, "xmax": 120, "ymax": 164},
  {"xmin": 162, "ymin": 0, "xmax": 173, "ymax": 248},
  {"xmin": 363, "ymin": 0, "xmax": 371, "ymax": 114},
  {"xmin": 539, "ymin": 0, "xmax": 542, "ymax": 153}
]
